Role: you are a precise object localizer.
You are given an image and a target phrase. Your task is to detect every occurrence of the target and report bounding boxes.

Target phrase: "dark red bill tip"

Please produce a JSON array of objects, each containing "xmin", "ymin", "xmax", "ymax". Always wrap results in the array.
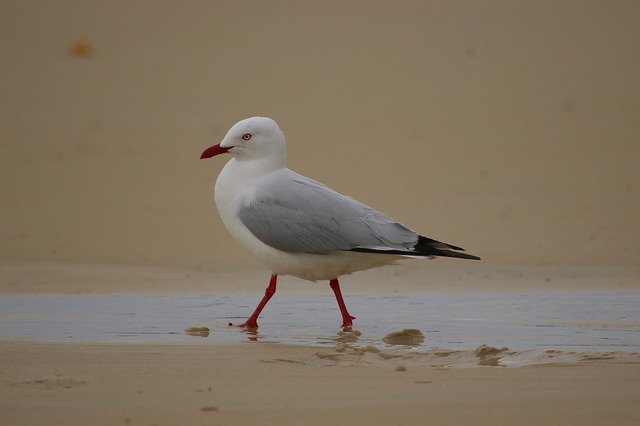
[{"xmin": 200, "ymin": 144, "xmax": 231, "ymax": 159}]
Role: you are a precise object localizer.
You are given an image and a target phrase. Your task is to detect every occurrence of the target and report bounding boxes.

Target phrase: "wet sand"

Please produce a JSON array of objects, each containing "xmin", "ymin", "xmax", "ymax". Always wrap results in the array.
[
  {"xmin": 2, "ymin": 264, "xmax": 639, "ymax": 352},
  {"xmin": 1, "ymin": 262, "xmax": 640, "ymax": 425}
]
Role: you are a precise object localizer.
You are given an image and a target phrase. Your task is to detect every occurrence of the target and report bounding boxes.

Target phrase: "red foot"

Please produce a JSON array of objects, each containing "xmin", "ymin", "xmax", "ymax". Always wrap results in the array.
[
  {"xmin": 228, "ymin": 321, "xmax": 258, "ymax": 331},
  {"xmin": 340, "ymin": 316, "xmax": 356, "ymax": 327},
  {"xmin": 227, "ymin": 275, "xmax": 277, "ymax": 331},
  {"xmin": 340, "ymin": 315, "xmax": 356, "ymax": 331}
]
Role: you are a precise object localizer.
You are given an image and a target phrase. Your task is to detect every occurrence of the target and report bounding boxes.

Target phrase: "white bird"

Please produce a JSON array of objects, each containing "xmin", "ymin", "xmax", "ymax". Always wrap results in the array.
[{"xmin": 201, "ymin": 117, "xmax": 479, "ymax": 329}]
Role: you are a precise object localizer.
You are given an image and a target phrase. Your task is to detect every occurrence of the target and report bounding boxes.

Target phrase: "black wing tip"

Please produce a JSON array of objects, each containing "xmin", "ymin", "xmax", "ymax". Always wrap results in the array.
[
  {"xmin": 348, "ymin": 235, "xmax": 480, "ymax": 261},
  {"xmin": 415, "ymin": 235, "xmax": 481, "ymax": 260},
  {"xmin": 433, "ymin": 250, "xmax": 481, "ymax": 260},
  {"xmin": 347, "ymin": 246, "xmax": 480, "ymax": 260}
]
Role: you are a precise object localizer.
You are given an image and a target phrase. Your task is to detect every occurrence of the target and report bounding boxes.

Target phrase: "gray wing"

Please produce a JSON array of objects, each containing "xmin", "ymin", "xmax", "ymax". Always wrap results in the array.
[{"xmin": 237, "ymin": 170, "xmax": 418, "ymax": 254}]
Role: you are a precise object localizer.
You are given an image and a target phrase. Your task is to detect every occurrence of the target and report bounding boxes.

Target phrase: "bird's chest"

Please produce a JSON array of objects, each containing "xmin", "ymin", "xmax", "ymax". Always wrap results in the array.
[
  {"xmin": 213, "ymin": 161, "xmax": 267, "ymax": 249},
  {"xmin": 215, "ymin": 170, "xmax": 252, "ymax": 226}
]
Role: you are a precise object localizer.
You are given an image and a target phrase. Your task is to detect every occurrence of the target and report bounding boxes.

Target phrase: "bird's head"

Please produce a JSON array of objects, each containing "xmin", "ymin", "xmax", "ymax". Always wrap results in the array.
[{"xmin": 200, "ymin": 117, "xmax": 286, "ymax": 163}]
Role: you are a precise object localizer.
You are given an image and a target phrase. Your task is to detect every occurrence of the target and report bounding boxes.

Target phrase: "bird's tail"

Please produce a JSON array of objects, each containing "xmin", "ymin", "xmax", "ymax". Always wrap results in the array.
[
  {"xmin": 348, "ymin": 235, "xmax": 480, "ymax": 260},
  {"xmin": 413, "ymin": 236, "xmax": 480, "ymax": 260}
]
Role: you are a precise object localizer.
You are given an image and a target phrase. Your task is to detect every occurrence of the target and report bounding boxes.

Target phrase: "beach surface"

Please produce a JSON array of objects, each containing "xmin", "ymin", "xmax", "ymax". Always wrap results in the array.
[
  {"xmin": 2, "ymin": 263, "xmax": 640, "ymax": 425},
  {"xmin": 2, "ymin": 339, "xmax": 638, "ymax": 426},
  {"xmin": 2, "ymin": 0, "xmax": 639, "ymax": 424}
]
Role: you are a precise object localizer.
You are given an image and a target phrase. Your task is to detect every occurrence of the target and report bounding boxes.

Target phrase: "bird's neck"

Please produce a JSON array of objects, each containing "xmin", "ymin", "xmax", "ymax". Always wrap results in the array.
[{"xmin": 216, "ymin": 156, "xmax": 284, "ymax": 195}]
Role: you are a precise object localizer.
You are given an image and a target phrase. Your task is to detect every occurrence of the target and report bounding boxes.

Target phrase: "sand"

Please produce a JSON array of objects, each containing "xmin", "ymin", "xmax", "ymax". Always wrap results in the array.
[
  {"xmin": 1, "ymin": 1, "xmax": 640, "ymax": 424},
  {"xmin": 1, "ymin": 263, "xmax": 639, "ymax": 425},
  {"xmin": 1, "ymin": 1, "xmax": 638, "ymax": 268},
  {"xmin": 0, "ymin": 339, "xmax": 638, "ymax": 426}
]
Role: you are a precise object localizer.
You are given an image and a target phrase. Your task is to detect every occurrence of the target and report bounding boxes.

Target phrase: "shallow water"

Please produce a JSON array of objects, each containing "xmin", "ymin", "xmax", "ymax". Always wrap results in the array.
[{"xmin": 1, "ymin": 291, "xmax": 639, "ymax": 352}]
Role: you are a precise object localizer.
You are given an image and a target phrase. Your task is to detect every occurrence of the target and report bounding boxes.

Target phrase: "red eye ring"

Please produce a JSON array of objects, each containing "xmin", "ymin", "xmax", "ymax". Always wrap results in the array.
[{"xmin": 241, "ymin": 133, "xmax": 252, "ymax": 141}]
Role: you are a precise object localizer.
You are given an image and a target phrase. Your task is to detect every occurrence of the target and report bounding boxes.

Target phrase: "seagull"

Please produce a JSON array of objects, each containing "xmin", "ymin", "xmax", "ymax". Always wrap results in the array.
[{"xmin": 201, "ymin": 117, "xmax": 479, "ymax": 329}]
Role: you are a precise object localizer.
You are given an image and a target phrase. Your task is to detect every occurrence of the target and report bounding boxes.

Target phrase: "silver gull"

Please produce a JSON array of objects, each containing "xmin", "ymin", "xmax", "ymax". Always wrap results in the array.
[{"xmin": 201, "ymin": 117, "xmax": 479, "ymax": 329}]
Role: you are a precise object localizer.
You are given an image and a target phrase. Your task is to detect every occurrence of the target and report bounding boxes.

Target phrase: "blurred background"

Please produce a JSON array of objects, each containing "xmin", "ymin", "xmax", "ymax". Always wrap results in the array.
[{"xmin": 1, "ymin": 0, "xmax": 638, "ymax": 269}]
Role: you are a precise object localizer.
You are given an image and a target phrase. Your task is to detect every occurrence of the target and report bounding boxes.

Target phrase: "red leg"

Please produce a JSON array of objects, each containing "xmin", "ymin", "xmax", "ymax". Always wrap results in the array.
[
  {"xmin": 233, "ymin": 274, "xmax": 277, "ymax": 330},
  {"xmin": 329, "ymin": 278, "xmax": 355, "ymax": 328}
]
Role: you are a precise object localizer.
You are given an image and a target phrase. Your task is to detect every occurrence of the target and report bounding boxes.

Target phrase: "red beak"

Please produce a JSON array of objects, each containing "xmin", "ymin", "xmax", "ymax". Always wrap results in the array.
[{"xmin": 200, "ymin": 144, "xmax": 231, "ymax": 159}]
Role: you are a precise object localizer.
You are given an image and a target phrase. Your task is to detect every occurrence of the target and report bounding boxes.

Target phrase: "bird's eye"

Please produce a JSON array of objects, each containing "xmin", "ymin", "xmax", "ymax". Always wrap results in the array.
[{"xmin": 241, "ymin": 133, "xmax": 252, "ymax": 141}]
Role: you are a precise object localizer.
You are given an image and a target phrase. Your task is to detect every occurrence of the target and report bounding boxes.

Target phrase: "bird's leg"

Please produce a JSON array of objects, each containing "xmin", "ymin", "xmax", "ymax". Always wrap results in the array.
[
  {"xmin": 329, "ymin": 278, "xmax": 355, "ymax": 328},
  {"xmin": 233, "ymin": 274, "xmax": 278, "ymax": 330}
]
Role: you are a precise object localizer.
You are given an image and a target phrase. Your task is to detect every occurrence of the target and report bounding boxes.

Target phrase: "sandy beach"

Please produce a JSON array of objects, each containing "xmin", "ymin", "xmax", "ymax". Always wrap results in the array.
[
  {"xmin": 1, "ymin": 263, "xmax": 639, "ymax": 425},
  {"xmin": 1, "ymin": 1, "xmax": 639, "ymax": 425},
  {"xmin": 2, "ymin": 339, "xmax": 638, "ymax": 426}
]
